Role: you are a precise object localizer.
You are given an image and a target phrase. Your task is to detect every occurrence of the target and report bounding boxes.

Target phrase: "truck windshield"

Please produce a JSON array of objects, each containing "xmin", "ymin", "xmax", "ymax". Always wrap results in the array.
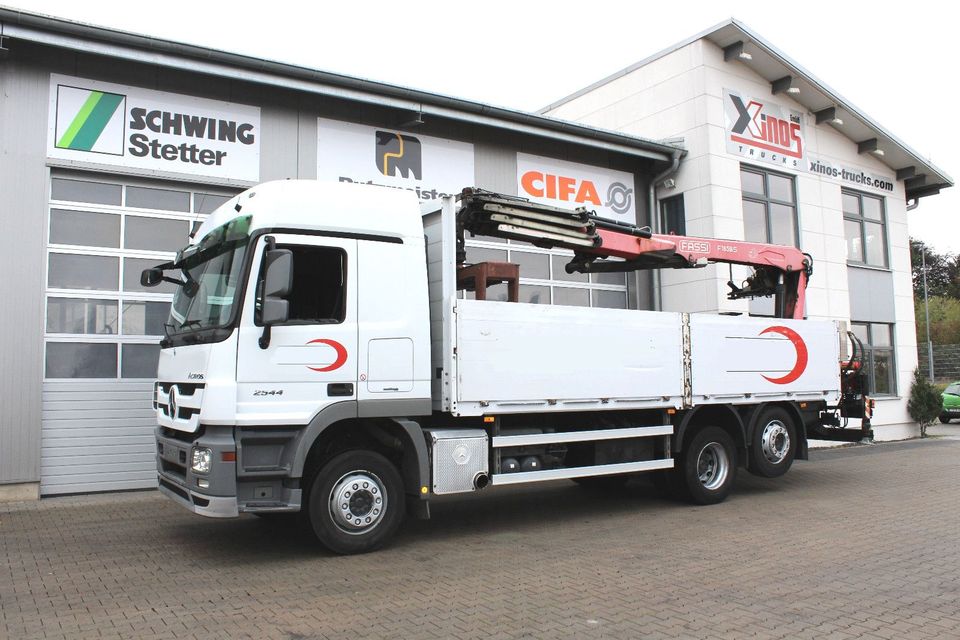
[{"xmin": 164, "ymin": 215, "xmax": 251, "ymax": 341}]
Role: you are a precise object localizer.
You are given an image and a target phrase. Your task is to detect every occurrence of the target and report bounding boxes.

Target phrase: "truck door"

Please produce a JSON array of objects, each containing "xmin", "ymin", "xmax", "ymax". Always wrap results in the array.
[{"xmin": 236, "ymin": 234, "xmax": 358, "ymax": 425}]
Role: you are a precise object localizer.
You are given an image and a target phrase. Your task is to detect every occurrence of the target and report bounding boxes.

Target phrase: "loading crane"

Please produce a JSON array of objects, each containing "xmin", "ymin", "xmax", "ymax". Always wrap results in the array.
[{"xmin": 457, "ymin": 189, "xmax": 813, "ymax": 319}]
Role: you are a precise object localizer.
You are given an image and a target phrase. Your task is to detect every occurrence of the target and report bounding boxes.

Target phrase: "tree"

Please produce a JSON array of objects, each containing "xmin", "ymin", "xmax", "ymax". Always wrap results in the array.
[
  {"xmin": 914, "ymin": 296, "xmax": 960, "ymax": 345},
  {"xmin": 907, "ymin": 368, "xmax": 941, "ymax": 437},
  {"xmin": 911, "ymin": 238, "xmax": 960, "ymax": 300}
]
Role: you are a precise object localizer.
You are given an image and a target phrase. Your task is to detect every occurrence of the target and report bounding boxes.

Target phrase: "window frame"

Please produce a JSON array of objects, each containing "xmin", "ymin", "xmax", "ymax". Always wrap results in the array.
[
  {"xmin": 842, "ymin": 189, "xmax": 888, "ymax": 268},
  {"xmin": 459, "ymin": 240, "xmax": 628, "ymax": 309},
  {"xmin": 739, "ymin": 165, "xmax": 800, "ymax": 247},
  {"xmin": 267, "ymin": 244, "xmax": 348, "ymax": 326},
  {"xmin": 44, "ymin": 174, "xmax": 238, "ymax": 380},
  {"xmin": 660, "ymin": 193, "xmax": 686, "ymax": 236},
  {"xmin": 850, "ymin": 321, "xmax": 897, "ymax": 397}
]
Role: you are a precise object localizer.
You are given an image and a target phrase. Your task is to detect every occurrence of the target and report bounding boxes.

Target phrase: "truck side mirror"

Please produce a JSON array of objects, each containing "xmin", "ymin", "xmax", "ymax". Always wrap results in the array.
[
  {"xmin": 258, "ymin": 248, "xmax": 294, "ymax": 349},
  {"xmin": 141, "ymin": 267, "xmax": 164, "ymax": 288},
  {"xmin": 261, "ymin": 298, "xmax": 289, "ymax": 326},
  {"xmin": 263, "ymin": 249, "xmax": 293, "ymax": 299}
]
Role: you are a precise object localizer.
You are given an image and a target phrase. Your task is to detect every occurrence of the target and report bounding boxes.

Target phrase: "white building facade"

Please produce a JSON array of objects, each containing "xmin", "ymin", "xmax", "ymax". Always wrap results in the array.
[{"xmin": 543, "ymin": 21, "xmax": 952, "ymax": 440}]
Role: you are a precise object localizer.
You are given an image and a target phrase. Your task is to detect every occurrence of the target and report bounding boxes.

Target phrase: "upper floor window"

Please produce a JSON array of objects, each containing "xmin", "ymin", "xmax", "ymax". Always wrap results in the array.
[
  {"xmin": 660, "ymin": 194, "xmax": 686, "ymax": 235},
  {"xmin": 740, "ymin": 166, "xmax": 799, "ymax": 247},
  {"xmin": 842, "ymin": 190, "xmax": 887, "ymax": 268}
]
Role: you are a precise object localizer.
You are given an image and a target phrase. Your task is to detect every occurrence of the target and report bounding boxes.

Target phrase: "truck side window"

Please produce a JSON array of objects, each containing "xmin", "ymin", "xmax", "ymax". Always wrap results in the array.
[{"xmin": 276, "ymin": 244, "xmax": 346, "ymax": 324}]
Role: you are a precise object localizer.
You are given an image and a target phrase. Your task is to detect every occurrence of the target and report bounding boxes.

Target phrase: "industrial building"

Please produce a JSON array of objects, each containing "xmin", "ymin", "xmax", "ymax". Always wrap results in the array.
[{"xmin": 0, "ymin": 9, "xmax": 950, "ymax": 499}]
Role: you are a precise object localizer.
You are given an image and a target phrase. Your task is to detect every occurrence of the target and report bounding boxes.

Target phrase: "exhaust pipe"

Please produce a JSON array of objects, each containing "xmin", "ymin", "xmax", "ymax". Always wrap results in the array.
[{"xmin": 473, "ymin": 472, "xmax": 489, "ymax": 490}]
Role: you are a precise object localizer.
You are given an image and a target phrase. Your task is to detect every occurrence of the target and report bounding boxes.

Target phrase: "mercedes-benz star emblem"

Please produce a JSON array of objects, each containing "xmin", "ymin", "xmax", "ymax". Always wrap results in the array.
[{"xmin": 168, "ymin": 385, "xmax": 178, "ymax": 419}]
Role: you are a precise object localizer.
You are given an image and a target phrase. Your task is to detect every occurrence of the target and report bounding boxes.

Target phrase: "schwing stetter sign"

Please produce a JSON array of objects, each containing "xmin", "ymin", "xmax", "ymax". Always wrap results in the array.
[
  {"xmin": 47, "ymin": 74, "xmax": 261, "ymax": 182},
  {"xmin": 316, "ymin": 118, "xmax": 475, "ymax": 203},
  {"xmin": 723, "ymin": 88, "xmax": 806, "ymax": 171},
  {"xmin": 516, "ymin": 153, "xmax": 636, "ymax": 221}
]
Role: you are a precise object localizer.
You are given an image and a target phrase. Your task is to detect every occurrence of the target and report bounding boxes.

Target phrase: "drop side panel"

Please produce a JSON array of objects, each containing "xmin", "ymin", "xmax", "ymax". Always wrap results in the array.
[
  {"xmin": 454, "ymin": 299, "xmax": 684, "ymax": 416},
  {"xmin": 688, "ymin": 314, "xmax": 841, "ymax": 405}
]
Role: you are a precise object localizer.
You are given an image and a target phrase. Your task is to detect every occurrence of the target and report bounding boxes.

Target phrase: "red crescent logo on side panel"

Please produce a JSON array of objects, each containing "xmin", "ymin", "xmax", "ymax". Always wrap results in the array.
[
  {"xmin": 760, "ymin": 326, "xmax": 808, "ymax": 385},
  {"xmin": 305, "ymin": 339, "xmax": 348, "ymax": 372}
]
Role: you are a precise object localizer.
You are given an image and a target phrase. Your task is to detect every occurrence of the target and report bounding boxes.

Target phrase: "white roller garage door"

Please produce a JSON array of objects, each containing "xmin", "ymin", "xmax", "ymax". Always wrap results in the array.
[{"xmin": 40, "ymin": 172, "xmax": 234, "ymax": 495}]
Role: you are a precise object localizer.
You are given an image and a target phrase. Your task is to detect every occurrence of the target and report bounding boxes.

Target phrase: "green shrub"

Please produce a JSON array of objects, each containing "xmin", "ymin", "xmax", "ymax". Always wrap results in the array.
[{"xmin": 907, "ymin": 368, "xmax": 941, "ymax": 437}]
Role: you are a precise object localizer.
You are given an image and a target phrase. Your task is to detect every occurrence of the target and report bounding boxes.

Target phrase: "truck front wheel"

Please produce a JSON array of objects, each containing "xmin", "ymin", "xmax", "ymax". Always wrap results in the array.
[
  {"xmin": 747, "ymin": 407, "xmax": 797, "ymax": 478},
  {"xmin": 305, "ymin": 450, "xmax": 405, "ymax": 554}
]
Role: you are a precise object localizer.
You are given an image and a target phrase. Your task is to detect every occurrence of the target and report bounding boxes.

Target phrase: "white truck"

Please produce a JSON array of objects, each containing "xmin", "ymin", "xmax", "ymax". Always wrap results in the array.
[{"xmin": 144, "ymin": 180, "xmax": 872, "ymax": 554}]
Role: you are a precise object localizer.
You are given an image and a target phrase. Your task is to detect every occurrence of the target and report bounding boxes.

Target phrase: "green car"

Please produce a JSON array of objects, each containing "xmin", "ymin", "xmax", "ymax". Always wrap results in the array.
[{"xmin": 941, "ymin": 382, "xmax": 960, "ymax": 423}]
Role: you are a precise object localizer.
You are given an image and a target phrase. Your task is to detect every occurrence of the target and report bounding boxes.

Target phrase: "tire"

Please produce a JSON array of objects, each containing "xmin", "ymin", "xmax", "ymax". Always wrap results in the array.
[
  {"xmin": 940, "ymin": 415, "xmax": 952, "ymax": 424},
  {"xmin": 675, "ymin": 426, "xmax": 737, "ymax": 505},
  {"xmin": 304, "ymin": 450, "xmax": 405, "ymax": 554},
  {"xmin": 747, "ymin": 407, "xmax": 797, "ymax": 478}
]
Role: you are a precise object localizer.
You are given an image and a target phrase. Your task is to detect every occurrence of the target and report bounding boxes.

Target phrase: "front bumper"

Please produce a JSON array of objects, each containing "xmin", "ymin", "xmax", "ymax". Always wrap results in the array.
[
  {"xmin": 157, "ymin": 477, "xmax": 239, "ymax": 518},
  {"xmin": 156, "ymin": 424, "xmax": 240, "ymax": 518},
  {"xmin": 156, "ymin": 424, "xmax": 303, "ymax": 517}
]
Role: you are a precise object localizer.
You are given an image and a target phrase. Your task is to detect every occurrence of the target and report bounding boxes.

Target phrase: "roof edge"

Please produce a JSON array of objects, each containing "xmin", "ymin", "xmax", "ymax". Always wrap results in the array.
[
  {"xmin": 539, "ymin": 19, "xmax": 737, "ymax": 114},
  {"xmin": 539, "ymin": 17, "xmax": 952, "ymax": 195},
  {"xmin": 0, "ymin": 5, "xmax": 682, "ymax": 163}
]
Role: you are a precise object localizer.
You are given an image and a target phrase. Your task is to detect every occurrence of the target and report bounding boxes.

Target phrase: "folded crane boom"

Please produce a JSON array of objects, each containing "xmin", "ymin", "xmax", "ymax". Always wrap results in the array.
[{"xmin": 457, "ymin": 189, "xmax": 812, "ymax": 319}]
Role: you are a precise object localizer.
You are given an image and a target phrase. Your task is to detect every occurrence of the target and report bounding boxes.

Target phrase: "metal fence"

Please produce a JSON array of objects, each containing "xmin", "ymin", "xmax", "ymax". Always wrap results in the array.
[{"xmin": 918, "ymin": 344, "xmax": 960, "ymax": 382}]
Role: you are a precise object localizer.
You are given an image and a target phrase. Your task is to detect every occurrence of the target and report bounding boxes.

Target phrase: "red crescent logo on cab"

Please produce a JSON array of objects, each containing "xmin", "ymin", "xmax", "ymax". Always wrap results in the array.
[
  {"xmin": 760, "ymin": 326, "xmax": 808, "ymax": 385},
  {"xmin": 305, "ymin": 339, "xmax": 348, "ymax": 372}
]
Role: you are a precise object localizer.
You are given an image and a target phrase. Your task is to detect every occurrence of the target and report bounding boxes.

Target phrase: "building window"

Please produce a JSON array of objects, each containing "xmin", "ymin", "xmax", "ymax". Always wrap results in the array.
[
  {"xmin": 842, "ymin": 190, "xmax": 887, "ymax": 267},
  {"xmin": 740, "ymin": 166, "xmax": 798, "ymax": 247},
  {"xmin": 45, "ymin": 176, "xmax": 236, "ymax": 380},
  {"xmin": 850, "ymin": 322, "xmax": 896, "ymax": 396},
  {"xmin": 660, "ymin": 194, "xmax": 686, "ymax": 235},
  {"xmin": 459, "ymin": 243, "xmax": 627, "ymax": 308}
]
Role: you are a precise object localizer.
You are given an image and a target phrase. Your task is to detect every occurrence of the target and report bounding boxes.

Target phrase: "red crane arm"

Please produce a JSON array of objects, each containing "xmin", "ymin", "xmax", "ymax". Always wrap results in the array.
[
  {"xmin": 457, "ymin": 190, "xmax": 813, "ymax": 320},
  {"xmin": 591, "ymin": 229, "xmax": 808, "ymax": 273},
  {"xmin": 585, "ymin": 229, "xmax": 812, "ymax": 319}
]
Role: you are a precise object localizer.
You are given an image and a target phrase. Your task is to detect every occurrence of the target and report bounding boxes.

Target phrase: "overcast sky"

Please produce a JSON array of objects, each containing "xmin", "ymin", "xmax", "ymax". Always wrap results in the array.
[{"xmin": 10, "ymin": 0, "xmax": 958, "ymax": 254}]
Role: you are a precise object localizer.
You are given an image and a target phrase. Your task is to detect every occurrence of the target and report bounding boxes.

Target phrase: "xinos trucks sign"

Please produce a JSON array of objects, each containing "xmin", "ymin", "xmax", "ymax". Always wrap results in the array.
[
  {"xmin": 48, "ymin": 75, "xmax": 261, "ymax": 182},
  {"xmin": 723, "ymin": 88, "xmax": 806, "ymax": 171}
]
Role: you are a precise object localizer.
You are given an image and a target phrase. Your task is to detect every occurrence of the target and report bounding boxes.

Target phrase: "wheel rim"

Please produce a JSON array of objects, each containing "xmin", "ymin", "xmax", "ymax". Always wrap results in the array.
[
  {"xmin": 329, "ymin": 471, "xmax": 387, "ymax": 535},
  {"xmin": 760, "ymin": 420, "xmax": 791, "ymax": 464},
  {"xmin": 696, "ymin": 442, "xmax": 730, "ymax": 491}
]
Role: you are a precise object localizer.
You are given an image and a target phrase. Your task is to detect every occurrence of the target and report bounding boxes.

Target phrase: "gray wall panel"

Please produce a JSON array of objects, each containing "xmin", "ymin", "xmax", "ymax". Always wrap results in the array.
[
  {"xmin": 0, "ymin": 61, "xmax": 48, "ymax": 484},
  {"xmin": 474, "ymin": 142, "xmax": 517, "ymax": 194},
  {"xmin": 298, "ymin": 110, "xmax": 318, "ymax": 179},
  {"xmin": 848, "ymin": 266, "xmax": 896, "ymax": 322},
  {"xmin": 259, "ymin": 105, "xmax": 300, "ymax": 182}
]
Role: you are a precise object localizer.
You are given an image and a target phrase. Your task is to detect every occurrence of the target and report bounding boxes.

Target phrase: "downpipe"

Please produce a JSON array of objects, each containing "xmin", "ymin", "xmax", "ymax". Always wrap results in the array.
[{"xmin": 647, "ymin": 149, "xmax": 682, "ymax": 311}]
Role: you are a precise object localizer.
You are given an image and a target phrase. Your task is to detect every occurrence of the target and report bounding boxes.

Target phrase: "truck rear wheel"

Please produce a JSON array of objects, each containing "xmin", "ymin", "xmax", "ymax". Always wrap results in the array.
[
  {"xmin": 747, "ymin": 407, "xmax": 796, "ymax": 478},
  {"xmin": 305, "ymin": 450, "xmax": 405, "ymax": 554},
  {"xmin": 675, "ymin": 426, "xmax": 737, "ymax": 505}
]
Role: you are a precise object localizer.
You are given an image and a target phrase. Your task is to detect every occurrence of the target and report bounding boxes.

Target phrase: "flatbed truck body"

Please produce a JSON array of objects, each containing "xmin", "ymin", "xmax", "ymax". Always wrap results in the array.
[{"xmin": 147, "ymin": 180, "xmax": 870, "ymax": 553}]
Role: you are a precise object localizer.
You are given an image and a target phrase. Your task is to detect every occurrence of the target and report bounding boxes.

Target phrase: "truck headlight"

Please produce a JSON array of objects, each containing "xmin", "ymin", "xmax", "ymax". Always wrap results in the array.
[{"xmin": 191, "ymin": 447, "xmax": 212, "ymax": 474}]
